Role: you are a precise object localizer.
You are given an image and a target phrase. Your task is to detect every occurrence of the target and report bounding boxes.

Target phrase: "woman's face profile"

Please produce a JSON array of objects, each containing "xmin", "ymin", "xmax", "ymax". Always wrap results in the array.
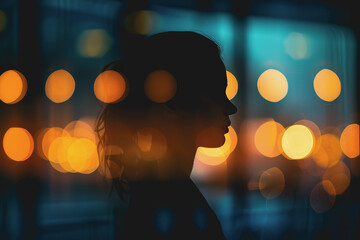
[{"xmin": 187, "ymin": 57, "xmax": 237, "ymax": 149}]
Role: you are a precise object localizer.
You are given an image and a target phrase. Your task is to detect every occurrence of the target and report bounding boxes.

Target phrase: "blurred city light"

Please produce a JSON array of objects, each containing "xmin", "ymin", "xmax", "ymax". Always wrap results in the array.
[
  {"xmin": 314, "ymin": 69, "xmax": 341, "ymax": 102},
  {"xmin": 94, "ymin": 70, "xmax": 127, "ymax": 103},
  {"xmin": 196, "ymin": 126, "xmax": 237, "ymax": 166},
  {"xmin": 254, "ymin": 120, "xmax": 284, "ymax": 158},
  {"xmin": 257, "ymin": 69, "xmax": 288, "ymax": 102},
  {"xmin": 3, "ymin": 127, "xmax": 34, "ymax": 161},
  {"xmin": 284, "ymin": 32, "xmax": 310, "ymax": 60},
  {"xmin": 125, "ymin": 10, "xmax": 157, "ymax": 35},
  {"xmin": 312, "ymin": 134, "xmax": 343, "ymax": 168},
  {"xmin": 136, "ymin": 127, "xmax": 167, "ymax": 161},
  {"xmin": 310, "ymin": 180, "xmax": 336, "ymax": 213},
  {"xmin": 77, "ymin": 29, "xmax": 112, "ymax": 58},
  {"xmin": 45, "ymin": 69, "xmax": 75, "ymax": 103},
  {"xmin": 0, "ymin": 9, "xmax": 6, "ymax": 32},
  {"xmin": 340, "ymin": 124, "xmax": 359, "ymax": 158},
  {"xmin": 0, "ymin": 70, "xmax": 27, "ymax": 104},
  {"xmin": 281, "ymin": 124, "xmax": 314, "ymax": 160},
  {"xmin": 145, "ymin": 70, "xmax": 177, "ymax": 103},
  {"xmin": 226, "ymin": 71, "xmax": 238, "ymax": 100},
  {"xmin": 259, "ymin": 167, "xmax": 285, "ymax": 199}
]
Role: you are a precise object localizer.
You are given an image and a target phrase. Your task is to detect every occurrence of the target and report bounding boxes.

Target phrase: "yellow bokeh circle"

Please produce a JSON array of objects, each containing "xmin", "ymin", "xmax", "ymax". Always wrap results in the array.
[
  {"xmin": 3, "ymin": 127, "xmax": 34, "ymax": 161},
  {"xmin": 94, "ymin": 70, "xmax": 127, "ymax": 103},
  {"xmin": 257, "ymin": 69, "xmax": 288, "ymax": 102},
  {"xmin": 281, "ymin": 124, "xmax": 314, "ymax": 160},
  {"xmin": 0, "ymin": 70, "xmax": 27, "ymax": 104},
  {"xmin": 314, "ymin": 69, "xmax": 341, "ymax": 102},
  {"xmin": 45, "ymin": 69, "xmax": 75, "ymax": 103},
  {"xmin": 226, "ymin": 71, "xmax": 238, "ymax": 100}
]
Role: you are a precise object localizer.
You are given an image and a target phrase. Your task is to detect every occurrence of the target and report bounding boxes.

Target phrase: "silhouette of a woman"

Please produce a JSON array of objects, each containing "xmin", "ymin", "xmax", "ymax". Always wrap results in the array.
[{"xmin": 96, "ymin": 31, "xmax": 237, "ymax": 239}]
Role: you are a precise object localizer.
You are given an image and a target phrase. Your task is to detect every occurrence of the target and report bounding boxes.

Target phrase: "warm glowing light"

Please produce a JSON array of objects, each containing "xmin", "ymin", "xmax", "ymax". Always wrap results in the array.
[
  {"xmin": 314, "ymin": 69, "xmax": 341, "ymax": 102},
  {"xmin": 257, "ymin": 69, "xmax": 288, "ymax": 102},
  {"xmin": 295, "ymin": 120, "xmax": 321, "ymax": 153},
  {"xmin": 94, "ymin": 70, "xmax": 127, "ymax": 103},
  {"xmin": 312, "ymin": 134, "xmax": 343, "ymax": 168},
  {"xmin": 310, "ymin": 180, "xmax": 336, "ymax": 213},
  {"xmin": 41, "ymin": 127, "xmax": 70, "ymax": 160},
  {"xmin": 45, "ymin": 70, "xmax": 75, "ymax": 103},
  {"xmin": 284, "ymin": 32, "xmax": 309, "ymax": 60},
  {"xmin": 0, "ymin": 10, "xmax": 6, "ymax": 32},
  {"xmin": 196, "ymin": 126, "xmax": 237, "ymax": 166},
  {"xmin": 3, "ymin": 127, "xmax": 34, "ymax": 161},
  {"xmin": 300, "ymin": 157, "xmax": 326, "ymax": 177},
  {"xmin": 295, "ymin": 120, "xmax": 321, "ymax": 139},
  {"xmin": 340, "ymin": 124, "xmax": 359, "ymax": 158},
  {"xmin": 226, "ymin": 71, "xmax": 238, "ymax": 100},
  {"xmin": 125, "ymin": 10, "xmax": 157, "ymax": 35},
  {"xmin": 0, "ymin": 70, "xmax": 27, "ymax": 104},
  {"xmin": 48, "ymin": 137, "xmax": 74, "ymax": 164},
  {"xmin": 322, "ymin": 161, "xmax": 350, "ymax": 195},
  {"xmin": 136, "ymin": 128, "xmax": 167, "ymax": 161},
  {"xmin": 77, "ymin": 29, "xmax": 111, "ymax": 57},
  {"xmin": 145, "ymin": 70, "xmax": 177, "ymax": 103},
  {"xmin": 259, "ymin": 167, "xmax": 285, "ymax": 199},
  {"xmin": 64, "ymin": 120, "xmax": 96, "ymax": 143},
  {"xmin": 254, "ymin": 120, "xmax": 284, "ymax": 158},
  {"xmin": 49, "ymin": 160, "xmax": 68, "ymax": 173},
  {"xmin": 281, "ymin": 125, "xmax": 314, "ymax": 159},
  {"xmin": 67, "ymin": 138, "xmax": 99, "ymax": 174}
]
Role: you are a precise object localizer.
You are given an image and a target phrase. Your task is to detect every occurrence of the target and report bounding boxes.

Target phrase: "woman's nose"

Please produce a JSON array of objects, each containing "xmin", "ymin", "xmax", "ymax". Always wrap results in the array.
[{"xmin": 225, "ymin": 99, "xmax": 237, "ymax": 115}]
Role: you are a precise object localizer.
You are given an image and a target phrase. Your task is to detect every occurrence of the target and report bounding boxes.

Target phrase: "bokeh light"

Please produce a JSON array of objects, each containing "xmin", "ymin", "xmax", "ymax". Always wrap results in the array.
[
  {"xmin": 196, "ymin": 126, "xmax": 237, "ymax": 166},
  {"xmin": 310, "ymin": 180, "xmax": 336, "ymax": 213},
  {"xmin": 77, "ymin": 29, "xmax": 111, "ymax": 58},
  {"xmin": 340, "ymin": 124, "xmax": 359, "ymax": 158},
  {"xmin": 284, "ymin": 32, "xmax": 309, "ymax": 60},
  {"xmin": 259, "ymin": 167, "xmax": 285, "ymax": 199},
  {"xmin": 42, "ymin": 118, "xmax": 100, "ymax": 174},
  {"xmin": 281, "ymin": 124, "xmax": 314, "ymax": 160},
  {"xmin": 48, "ymin": 136, "xmax": 74, "ymax": 164},
  {"xmin": 0, "ymin": 10, "xmax": 6, "ymax": 32},
  {"xmin": 125, "ymin": 10, "xmax": 157, "ymax": 35},
  {"xmin": 41, "ymin": 127, "xmax": 70, "ymax": 160},
  {"xmin": 136, "ymin": 128, "xmax": 167, "ymax": 161},
  {"xmin": 67, "ymin": 138, "xmax": 99, "ymax": 174},
  {"xmin": 257, "ymin": 69, "xmax": 288, "ymax": 102},
  {"xmin": 3, "ymin": 127, "xmax": 34, "ymax": 161},
  {"xmin": 45, "ymin": 69, "xmax": 75, "ymax": 103},
  {"xmin": 94, "ymin": 70, "xmax": 127, "ymax": 103},
  {"xmin": 144, "ymin": 70, "xmax": 177, "ymax": 103},
  {"xmin": 322, "ymin": 161, "xmax": 350, "ymax": 195},
  {"xmin": 314, "ymin": 69, "xmax": 341, "ymax": 102},
  {"xmin": 64, "ymin": 120, "xmax": 96, "ymax": 143},
  {"xmin": 295, "ymin": 120, "xmax": 321, "ymax": 140},
  {"xmin": 254, "ymin": 120, "xmax": 284, "ymax": 158},
  {"xmin": 226, "ymin": 71, "xmax": 238, "ymax": 100},
  {"xmin": 0, "ymin": 70, "xmax": 27, "ymax": 104},
  {"xmin": 312, "ymin": 134, "xmax": 343, "ymax": 168}
]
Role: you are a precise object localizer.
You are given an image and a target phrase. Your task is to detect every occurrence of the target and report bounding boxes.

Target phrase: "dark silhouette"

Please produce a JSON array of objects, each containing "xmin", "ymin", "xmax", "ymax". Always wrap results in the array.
[{"xmin": 96, "ymin": 31, "xmax": 237, "ymax": 239}]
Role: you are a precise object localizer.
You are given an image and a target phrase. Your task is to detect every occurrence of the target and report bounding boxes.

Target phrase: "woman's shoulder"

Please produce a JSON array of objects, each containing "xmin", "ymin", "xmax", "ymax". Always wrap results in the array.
[{"xmin": 124, "ymin": 179, "xmax": 226, "ymax": 239}]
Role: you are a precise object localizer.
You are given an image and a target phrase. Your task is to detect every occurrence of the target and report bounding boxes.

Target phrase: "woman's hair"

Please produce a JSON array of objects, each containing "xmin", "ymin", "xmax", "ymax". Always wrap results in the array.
[{"xmin": 95, "ymin": 31, "xmax": 221, "ymax": 199}]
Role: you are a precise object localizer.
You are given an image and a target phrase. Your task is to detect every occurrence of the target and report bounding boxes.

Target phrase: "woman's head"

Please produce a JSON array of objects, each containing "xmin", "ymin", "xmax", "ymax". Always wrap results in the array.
[{"xmin": 96, "ymin": 31, "xmax": 236, "ymax": 194}]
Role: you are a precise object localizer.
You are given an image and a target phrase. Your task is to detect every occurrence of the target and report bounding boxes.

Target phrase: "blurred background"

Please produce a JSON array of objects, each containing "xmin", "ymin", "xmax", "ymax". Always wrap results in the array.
[{"xmin": 0, "ymin": 0, "xmax": 359, "ymax": 239}]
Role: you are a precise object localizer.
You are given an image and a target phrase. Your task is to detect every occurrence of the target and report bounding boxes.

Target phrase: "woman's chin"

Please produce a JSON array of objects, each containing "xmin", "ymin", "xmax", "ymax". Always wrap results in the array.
[{"xmin": 195, "ymin": 127, "xmax": 226, "ymax": 148}]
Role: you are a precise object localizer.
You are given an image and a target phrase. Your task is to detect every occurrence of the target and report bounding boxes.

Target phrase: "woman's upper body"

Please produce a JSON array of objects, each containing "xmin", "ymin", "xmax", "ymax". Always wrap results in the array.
[
  {"xmin": 123, "ymin": 178, "xmax": 226, "ymax": 239},
  {"xmin": 96, "ymin": 31, "xmax": 236, "ymax": 240}
]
